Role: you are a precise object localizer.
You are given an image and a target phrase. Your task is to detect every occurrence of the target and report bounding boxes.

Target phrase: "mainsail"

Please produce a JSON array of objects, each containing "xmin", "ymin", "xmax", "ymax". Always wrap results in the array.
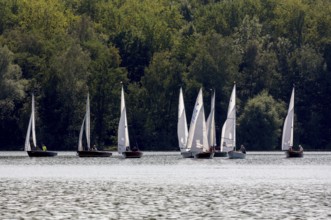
[
  {"xmin": 186, "ymin": 88, "xmax": 209, "ymax": 153},
  {"xmin": 220, "ymin": 84, "xmax": 236, "ymax": 152},
  {"xmin": 24, "ymin": 94, "xmax": 37, "ymax": 151},
  {"xmin": 206, "ymin": 90, "xmax": 216, "ymax": 147},
  {"xmin": 282, "ymin": 87, "xmax": 295, "ymax": 151},
  {"xmin": 177, "ymin": 87, "xmax": 188, "ymax": 151},
  {"xmin": 78, "ymin": 94, "xmax": 91, "ymax": 151},
  {"xmin": 118, "ymin": 86, "xmax": 130, "ymax": 154}
]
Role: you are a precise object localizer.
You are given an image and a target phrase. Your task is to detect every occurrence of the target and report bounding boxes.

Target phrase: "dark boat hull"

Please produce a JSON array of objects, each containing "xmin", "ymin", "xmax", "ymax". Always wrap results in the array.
[
  {"xmin": 181, "ymin": 151, "xmax": 194, "ymax": 158},
  {"xmin": 228, "ymin": 151, "xmax": 246, "ymax": 159},
  {"xmin": 27, "ymin": 151, "xmax": 58, "ymax": 157},
  {"xmin": 286, "ymin": 150, "xmax": 303, "ymax": 158},
  {"xmin": 214, "ymin": 151, "xmax": 228, "ymax": 157},
  {"xmin": 77, "ymin": 151, "xmax": 112, "ymax": 157},
  {"xmin": 123, "ymin": 151, "xmax": 143, "ymax": 158},
  {"xmin": 194, "ymin": 152, "xmax": 214, "ymax": 159}
]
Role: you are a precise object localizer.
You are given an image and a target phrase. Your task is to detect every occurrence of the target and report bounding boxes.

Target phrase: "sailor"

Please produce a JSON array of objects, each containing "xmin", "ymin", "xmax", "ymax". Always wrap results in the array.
[
  {"xmin": 240, "ymin": 144, "xmax": 246, "ymax": 154},
  {"xmin": 42, "ymin": 143, "xmax": 47, "ymax": 151},
  {"xmin": 91, "ymin": 145, "xmax": 97, "ymax": 151}
]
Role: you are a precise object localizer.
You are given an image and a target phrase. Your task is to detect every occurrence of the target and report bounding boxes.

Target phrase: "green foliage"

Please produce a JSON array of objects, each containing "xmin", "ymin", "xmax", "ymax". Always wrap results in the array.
[
  {"xmin": 0, "ymin": 45, "xmax": 27, "ymax": 148},
  {"xmin": 238, "ymin": 91, "xmax": 285, "ymax": 150},
  {"xmin": 0, "ymin": 0, "xmax": 330, "ymax": 150}
]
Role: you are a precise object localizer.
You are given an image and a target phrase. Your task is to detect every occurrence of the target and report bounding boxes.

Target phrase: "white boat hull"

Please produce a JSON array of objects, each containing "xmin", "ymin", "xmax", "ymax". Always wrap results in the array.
[{"xmin": 228, "ymin": 151, "xmax": 246, "ymax": 159}]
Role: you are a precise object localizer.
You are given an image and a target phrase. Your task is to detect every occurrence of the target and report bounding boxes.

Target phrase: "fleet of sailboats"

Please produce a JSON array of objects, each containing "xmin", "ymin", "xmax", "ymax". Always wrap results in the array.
[
  {"xmin": 282, "ymin": 87, "xmax": 303, "ymax": 158},
  {"xmin": 24, "ymin": 94, "xmax": 57, "ymax": 157},
  {"xmin": 19, "ymin": 84, "xmax": 308, "ymax": 159},
  {"xmin": 77, "ymin": 94, "xmax": 112, "ymax": 157}
]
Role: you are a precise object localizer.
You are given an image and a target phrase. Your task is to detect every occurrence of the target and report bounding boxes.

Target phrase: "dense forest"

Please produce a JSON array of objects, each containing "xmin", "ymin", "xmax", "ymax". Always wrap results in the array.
[{"xmin": 0, "ymin": 0, "xmax": 330, "ymax": 151}]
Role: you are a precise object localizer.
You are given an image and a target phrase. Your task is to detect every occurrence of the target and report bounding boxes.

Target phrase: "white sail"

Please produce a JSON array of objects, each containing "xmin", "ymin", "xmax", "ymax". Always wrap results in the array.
[
  {"xmin": 282, "ymin": 87, "xmax": 294, "ymax": 151},
  {"xmin": 186, "ymin": 88, "xmax": 209, "ymax": 153},
  {"xmin": 24, "ymin": 94, "xmax": 36, "ymax": 151},
  {"xmin": 24, "ymin": 115, "xmax": 32, "ymax": 151},
  {"xmin": 221, "ymin": 85, "xmax": 236, "ymax": 152},
  {"xmin": 31, "ymin": 94, "xmax": 36, "ymax": 148},
  {"xmin": 118, "ymin": 86, "xmax": 130, "ymax": 154},
  {"xmin": 177, "ymin": 88, "xmax": 188, "ymax": 151},
  {"xmin": 78, "ymin": 94, "xmax": 90, "ymax": 151},
  {"xmin": 78, "ymin": 115, "xmax": 86, "ymax": 151},
  {"xmin": 206, "ymin": 90, "xmax": 216, "ymax": 147},
  {"xmin": 85, "ymin": 94, "xmax": 91, "ymax": 150}
]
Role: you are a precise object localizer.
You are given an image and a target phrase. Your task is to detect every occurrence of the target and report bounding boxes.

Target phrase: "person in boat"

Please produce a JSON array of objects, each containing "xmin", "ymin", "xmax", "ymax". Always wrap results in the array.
[
  {"xmin": 42, "ymin": 143, "xmax": 47, "ymax": 151},
  {"xmin": 288, "ymin": 146, "xmax": 293, "ymax": 152},
  {"xmin": 292, "ymin": 145, "xmax": 303, "ymax": 152},
  {"xmin": 240, "ymin": 144, "xmax": 246, "ymax": 154},
  {"xmin": 91, "ymin": 145, "xmax": 97, "ymax": 151},
  {"xmin": 132, "ymin": 146, "xmax": 138, "ymax": 152}
]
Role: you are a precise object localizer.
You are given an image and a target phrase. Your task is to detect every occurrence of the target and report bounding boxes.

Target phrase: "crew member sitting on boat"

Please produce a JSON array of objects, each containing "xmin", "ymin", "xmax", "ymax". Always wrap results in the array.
[
  {"xmin": 42, "ymin": 143, "xmax": 47, "ymax": 151},
  {"xmin": 132, "ymin": 146, "xmax": 138, "ymax": 152},
  {"xmin": 240, "ymin": 144, "xmax": 246, "ymax": 154},
  {"xmin": 91, "ymin": 145, "xmax": 97, "ymax": 151},
  {"xmin": 290, "ymin": 144, "xmax": 303, "ymax": 152}
]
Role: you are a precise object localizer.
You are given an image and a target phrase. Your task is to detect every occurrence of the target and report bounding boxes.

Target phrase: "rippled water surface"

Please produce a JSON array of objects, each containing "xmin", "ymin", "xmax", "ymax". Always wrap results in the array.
[{"xmin": 0, "ymin": 151, "xmax": 330, "ymax": 219}]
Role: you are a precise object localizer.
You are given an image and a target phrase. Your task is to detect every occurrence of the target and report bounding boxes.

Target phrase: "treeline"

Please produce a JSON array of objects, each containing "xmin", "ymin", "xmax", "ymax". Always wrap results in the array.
[{"xmin": 0, "ymin": 0, "xmax": 330, "ymax": 151}]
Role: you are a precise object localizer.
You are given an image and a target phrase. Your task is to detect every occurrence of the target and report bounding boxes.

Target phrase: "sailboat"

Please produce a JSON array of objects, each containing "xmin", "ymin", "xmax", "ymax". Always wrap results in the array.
[
  {"xmin": 221, "ymin": 84, "xmax": 245, "ymax": 159},
  {"xmin": 118, "ymin": 86, "xmax": 143, "ymax": 158},
  {"xmin": 24, "ymin": 94, "xmax": 57, "ymax": 157},
  {"xmin": 206, "ymin": 89, "xmax": 217, "ymax": 153},
  {"xmin": 178, "ymin": 88, "xmax": 192, "ymax": 158},
  {"xmin": 77, "ymin": 94, "xmax": 112, "ymax": 157},
  {"xmin": 282, "ymin": 87, "xmax": 303, "ymax": 158},
  {"xmin": 187, "ymin": 88, "xmax": 214, "ymax": 159}
]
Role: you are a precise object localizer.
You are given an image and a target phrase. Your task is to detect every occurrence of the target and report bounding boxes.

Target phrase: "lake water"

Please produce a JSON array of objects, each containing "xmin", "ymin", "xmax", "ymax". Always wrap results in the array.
[{"xmin": 0, "ymin": 151, "xmax": 330, "ymax": 219}]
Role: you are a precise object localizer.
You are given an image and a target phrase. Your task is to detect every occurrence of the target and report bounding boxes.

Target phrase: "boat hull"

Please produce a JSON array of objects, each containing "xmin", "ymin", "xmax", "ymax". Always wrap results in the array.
[
  {"xmin": 181, "ymin": 151, "xmax": 194, "ymax": 158},
  {"xmin": 194, "ymin": 152, "xmax": 214, "ymax": 159},
  {"xmin": 214, "ymin": 151, "xmax": 228, "ymax": 157},
  {"xmin": 27, "ymin": 151, "xmax": 58, "ymax": 157},
  {"xmin": 122, "ymin": 151, "xmax": 143, "ymax": 158},
  {"xmin": 286, "ymin": 150, "xmax": 303, "ymax": 158},
  {"xmin": 228, "ymin": 151, "xmax": 246, "ymax": 159},
  {"xmin": 77, "ymin": 151, "xmax": 112, "ymax": 157}
]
